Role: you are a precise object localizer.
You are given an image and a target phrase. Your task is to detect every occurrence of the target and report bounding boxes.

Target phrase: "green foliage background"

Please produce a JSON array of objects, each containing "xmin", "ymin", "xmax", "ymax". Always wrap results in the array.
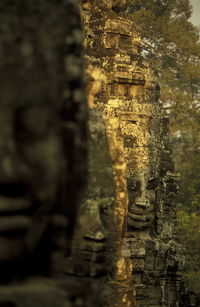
[{"xmin": 123, "ymin": 0, "xmax": 200, "ymax": 292}]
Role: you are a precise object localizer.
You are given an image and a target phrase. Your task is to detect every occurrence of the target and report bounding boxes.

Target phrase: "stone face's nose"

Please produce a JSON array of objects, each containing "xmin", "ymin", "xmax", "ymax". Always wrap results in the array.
[
  {"xmin": 82, "ymin": 200, "xmax": 106, "ymax": 241},
  {"xmin": 0, "ymin": 156, "xmax": 14, "ymax": 178},
  {"xmin": 0, "ymin": 139, "xmax": 18, "ymax": 180},
  {"xmin": 134, "ymin": 172, "xmax": 151, "ymax": 209},
  {"xmin": 0, "ymin": 112, "xmax": 18, "ymax": 179},
  {"xmin": 0, "ymin": 111, "xmax": 31, "ymax": 182},
  {"xmin": 0, "ymin": 137, "xmax": 26, "ymax": 182}
]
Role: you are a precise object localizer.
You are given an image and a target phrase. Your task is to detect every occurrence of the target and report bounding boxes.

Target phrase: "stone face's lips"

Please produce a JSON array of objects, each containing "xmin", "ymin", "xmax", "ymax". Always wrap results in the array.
[
  {"xmin": 83, "ymin": 245, "xmax": 105, "ymax": 253},
  {"xmin": 0, "ymin": 197, "xmax": 32, "ymax": 233},
  {"xmin": 135, "ymin": 201, "xmax": 148, "ymax": 207},
  {"xmin": 129, "ymin": 207, "xmax": 145, "ymax": 215},
  {"xmin": 0, "ymin": 216, "xmax": 31, "ymax": 232},
  {"xmin": 128, "ymin": 211, "xmax": 150, "ymax": 222},
  {"xmin": 76, "ymin": 242, "xmax": 106, "ymax": 253},
  {"xmin": 0, "ymin": 197, "xmax": 31, "ymax": 213},
  {"xmin": 127, "ymin": 216, "xmax": 151, "ymax": 230}
]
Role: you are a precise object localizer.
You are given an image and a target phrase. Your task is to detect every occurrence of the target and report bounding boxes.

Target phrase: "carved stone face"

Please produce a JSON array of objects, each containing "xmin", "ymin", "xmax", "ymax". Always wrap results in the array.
[
  {"xmin": 72, "ymin": 197, "xmax": 114, "ymax": 276},
  {"xmin": 128, "ymin": 172, "xmax": 158, "ymax": 231},
  {"xmin": 0, "ymin": 101, "xmax": 64, "ymax": 262}
]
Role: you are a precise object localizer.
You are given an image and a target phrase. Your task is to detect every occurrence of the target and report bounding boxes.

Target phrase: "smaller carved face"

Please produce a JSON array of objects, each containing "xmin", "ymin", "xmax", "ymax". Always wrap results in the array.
[
  {"xmin": 72, "ymin": 197, "xmax": 114, "ymax": 276},
  {"xmin": 128, "ymin": 172, "xmax": 158, "ymax": 231}
]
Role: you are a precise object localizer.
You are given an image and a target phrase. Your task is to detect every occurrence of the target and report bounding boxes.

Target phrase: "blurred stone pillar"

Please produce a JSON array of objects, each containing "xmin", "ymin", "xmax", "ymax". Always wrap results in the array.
[{"xmin": 0, "ymin": 0, "xmax": 87, "ymax": 306}]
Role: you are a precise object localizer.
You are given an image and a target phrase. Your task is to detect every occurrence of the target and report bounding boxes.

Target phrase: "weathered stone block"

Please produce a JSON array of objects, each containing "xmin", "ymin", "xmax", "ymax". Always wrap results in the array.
[
  {"xmin": 115, "ymin": 54, "xmax": 131, "ymax": 64},
  {"xmin": 128, "ymin": 85, "xmax": 144, "ymax": 98},
  {"xmin": 132, "ymin": 259, "xmax": 145, "ymax": 272},
  {"xmin": 102, "ymin": 33, "xmax": 119, "ymax": 49},
  {"xmin": 113, "ymin": 83, "xmax": 128, "ymax": 96},
  {"xmin": 104, "ymin": 19, "xmax": 132, "ymax": 35}
]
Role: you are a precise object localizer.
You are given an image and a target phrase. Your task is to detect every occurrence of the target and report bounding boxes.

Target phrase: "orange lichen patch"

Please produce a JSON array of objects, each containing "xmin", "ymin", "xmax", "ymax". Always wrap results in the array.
[
  {"xmin": 86, "ymin": 66, "xmax": 107, "ymax": 108},
  {"xmin": 104, "ymin": 116, "xmax": 128, "ymax": 225}
]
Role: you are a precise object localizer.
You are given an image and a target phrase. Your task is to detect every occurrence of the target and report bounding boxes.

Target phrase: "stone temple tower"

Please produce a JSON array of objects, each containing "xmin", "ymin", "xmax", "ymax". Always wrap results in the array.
[{"xmin": 78, "ymin": 0, "xmax": 187, "ymax": 305}]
